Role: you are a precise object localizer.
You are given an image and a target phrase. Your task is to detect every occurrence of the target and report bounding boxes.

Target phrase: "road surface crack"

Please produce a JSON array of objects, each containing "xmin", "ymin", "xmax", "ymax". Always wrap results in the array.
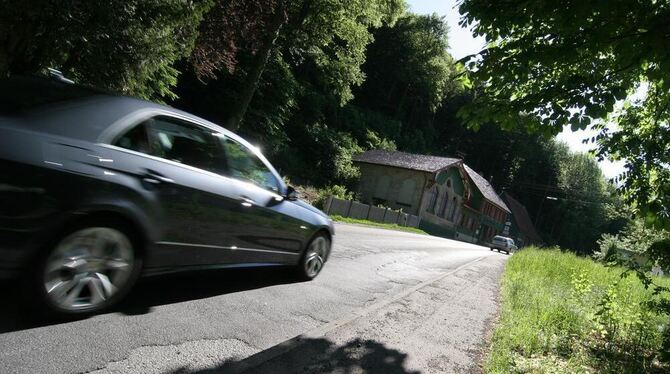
[{"xmin": 84, "ymin": 337, "xmax": 260, "ymax": 374}]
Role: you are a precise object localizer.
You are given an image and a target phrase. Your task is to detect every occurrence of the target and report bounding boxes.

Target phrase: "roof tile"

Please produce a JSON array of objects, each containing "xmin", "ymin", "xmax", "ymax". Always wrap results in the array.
[
  {"xmin": 463, "ymin": 165, "xmax": 511, "ymax": 213},
  {"xmin": 353, "ymin": 149, "xmax": 460, "ymax": 173}
]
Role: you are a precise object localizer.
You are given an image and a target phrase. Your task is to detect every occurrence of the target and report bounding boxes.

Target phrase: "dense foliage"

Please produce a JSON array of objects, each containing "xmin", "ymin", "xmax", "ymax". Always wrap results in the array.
[
  {"xmin": 0, "ymin": 0, "xmax": 211, "ymax": 99},
  {"xmin": 458, "ymin": 0, "xmax": 670, "ymax": 227},
  {"xmin": 0, "ymin": 0, "xmax": 633, "ymax": 253},
  {"xmin": 458, "ymin": 0, "xmax": 670, "ymax": 319},
  {"xmin": 596, "ymin": 220, "xmax": 670, "ymax": 262}
]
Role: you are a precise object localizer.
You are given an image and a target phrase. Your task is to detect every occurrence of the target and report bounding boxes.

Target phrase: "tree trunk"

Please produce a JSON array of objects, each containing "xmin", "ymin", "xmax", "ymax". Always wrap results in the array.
[{"xmin": 225, "ymin": 2, "xmax": 287, "ymax": 132}]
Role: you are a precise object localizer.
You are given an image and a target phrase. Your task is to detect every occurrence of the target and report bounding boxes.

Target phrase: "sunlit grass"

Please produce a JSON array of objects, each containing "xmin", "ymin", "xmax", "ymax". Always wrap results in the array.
[
  {"xmin": 486, "ymin": 247, "xmax": 670, "ymax": 373},
  {"xmin": 329, "ymin": 215, "xmax": 428, "ymax": 235}
]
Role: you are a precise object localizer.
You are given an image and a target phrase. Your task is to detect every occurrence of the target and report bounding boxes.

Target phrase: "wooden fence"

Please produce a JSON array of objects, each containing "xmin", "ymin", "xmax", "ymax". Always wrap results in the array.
[{"xmin": 323, "ymin": 197, "xmax": 421, "ymax": 228}]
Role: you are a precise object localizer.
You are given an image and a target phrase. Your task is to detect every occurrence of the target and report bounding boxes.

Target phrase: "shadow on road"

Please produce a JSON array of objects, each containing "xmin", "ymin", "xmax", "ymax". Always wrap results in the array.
[
  {"xmin": 186, "ymin": 337, "xmax": 421, "ymax": 374},
  {"xmin": 0, "ymin": 266, "xmax": 299, "ymax": 334}
]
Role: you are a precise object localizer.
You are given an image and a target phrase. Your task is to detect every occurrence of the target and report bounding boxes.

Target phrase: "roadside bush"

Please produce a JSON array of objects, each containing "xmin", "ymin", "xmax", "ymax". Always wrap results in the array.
[
  {"xmin": 289, "ymin": 182, "xmax": 354, "ymax": 210},
  {"xmin": 594, "ymin": 219, "xmax": 670, "ymax": 263},
  {"xmin": 312, "ymin": 185, "xmax": 354, "ymax": 209}
]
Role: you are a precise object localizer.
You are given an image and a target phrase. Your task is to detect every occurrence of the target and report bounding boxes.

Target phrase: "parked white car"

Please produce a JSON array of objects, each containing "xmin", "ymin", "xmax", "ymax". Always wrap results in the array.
[{"xmin": 490, "ymin": 235, "xmax": 518, "ymax": 254}]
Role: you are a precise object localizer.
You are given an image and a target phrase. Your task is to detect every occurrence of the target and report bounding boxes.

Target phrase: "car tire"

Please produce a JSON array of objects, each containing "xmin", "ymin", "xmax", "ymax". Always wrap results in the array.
[
  {"xmin": 295, "ymin": 234, "xmax": 330, "ymax": 281},
  {"xmin": 31, "ymin": 220, "xmax": 143, "ymax": 318}
]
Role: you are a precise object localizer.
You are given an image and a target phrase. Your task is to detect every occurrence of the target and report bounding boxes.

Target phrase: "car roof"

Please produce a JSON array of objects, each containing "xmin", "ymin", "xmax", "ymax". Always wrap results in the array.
[
  {"xmin": 494, "ymin": 235, "xmax": 511, "ymax": 240},
  {"xmin": 0, "ymin": 75, "xmax": 233, "ymax": 144},
  {"xmin": 0, "ymin": 75, "xmax": 283, "ymax": 182}
]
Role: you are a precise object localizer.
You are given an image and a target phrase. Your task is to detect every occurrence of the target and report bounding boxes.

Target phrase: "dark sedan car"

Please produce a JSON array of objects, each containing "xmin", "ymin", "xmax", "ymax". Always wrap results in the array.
[{"xmin": 0, "ymin": 75, "xmax": 334, "ymax": 316}]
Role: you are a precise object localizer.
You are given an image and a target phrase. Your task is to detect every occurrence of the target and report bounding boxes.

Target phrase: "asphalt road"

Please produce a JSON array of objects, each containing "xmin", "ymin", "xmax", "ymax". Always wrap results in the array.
[{"xmin": 0, "ymin": 223, "xmax": 508, "ymax": 374}]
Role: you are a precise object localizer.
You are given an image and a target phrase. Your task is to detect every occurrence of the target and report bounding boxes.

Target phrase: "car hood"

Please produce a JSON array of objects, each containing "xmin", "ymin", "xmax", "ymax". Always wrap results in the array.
[{"xmin": 293, "ymin": 199, "xmax": 329, "ymax": 220}]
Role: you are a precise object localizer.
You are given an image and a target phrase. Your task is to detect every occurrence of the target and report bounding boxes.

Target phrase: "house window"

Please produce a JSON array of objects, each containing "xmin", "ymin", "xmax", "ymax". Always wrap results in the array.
[
  {"xmin": 438, "ymin": 191, "xmax": 449, "ymax": 217},
  {"xmin": 453, "ymin": 205, "xmax": 462, "ymax": 223},
  {"xmin": 449, "ymin": 196, "xmax": 457, "ymax": 221},
  {"xmin": 426, "ymin": 186, "xmax": 438, "ymax": 212},
  {"xmin": 372, "ymin": 197, "xmax": 387, "ymax": 205}
]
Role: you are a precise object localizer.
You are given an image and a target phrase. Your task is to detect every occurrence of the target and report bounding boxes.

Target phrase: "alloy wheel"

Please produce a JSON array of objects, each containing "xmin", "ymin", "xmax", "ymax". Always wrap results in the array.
[
  {"xmin": 304, "ymin": 236, "xmax": 328, "ymax": 278},
  {"xmin": 42, "ymin": 227, "xmax": 135, "ymax": 311}
]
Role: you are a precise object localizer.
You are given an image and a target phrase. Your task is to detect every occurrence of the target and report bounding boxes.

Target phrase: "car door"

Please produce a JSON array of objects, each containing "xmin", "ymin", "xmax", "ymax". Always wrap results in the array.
[
  {"xmin": 217, "ymin": 134, "xmax": 306, "ymax": 263},
  {"xmin": 109, "ymin": 115, "xmax": 242, "ymax": 269}
]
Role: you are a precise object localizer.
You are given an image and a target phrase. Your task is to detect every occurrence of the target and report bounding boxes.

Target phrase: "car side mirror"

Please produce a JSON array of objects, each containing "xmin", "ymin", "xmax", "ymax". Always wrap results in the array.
[{"xmin": 285, "ymin": 185, "xmax": 299, "ymax": 201}]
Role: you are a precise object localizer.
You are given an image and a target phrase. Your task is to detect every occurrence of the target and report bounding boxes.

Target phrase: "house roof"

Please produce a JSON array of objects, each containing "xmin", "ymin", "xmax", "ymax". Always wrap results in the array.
[
  {"xmin": 502, "ymin": 192, "xmax": 543, "ymax": 243},
  {"xmin": 352, "ymin": 149, "xmax": 460, "ymax": 173},
  {"xmin": 463, "ymin": 165, "xmax": 511, "ymax": 213}
]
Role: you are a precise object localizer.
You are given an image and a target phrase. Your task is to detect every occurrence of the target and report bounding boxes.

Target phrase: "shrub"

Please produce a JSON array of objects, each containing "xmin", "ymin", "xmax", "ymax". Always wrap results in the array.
[
  {"xmin": 594, "ymin": 219, "xmax": 670, "ymax": 264},
  {"xmin": 288, "ymin": 182, "xmax": 354, "ymax": 210},
  {"xmin": 312, "ymin": 185, "xmax": 354, "ymax": 209}
]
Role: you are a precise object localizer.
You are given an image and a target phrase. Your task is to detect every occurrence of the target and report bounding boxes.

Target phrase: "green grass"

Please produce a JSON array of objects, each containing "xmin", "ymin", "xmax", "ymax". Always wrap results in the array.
[
  {"xmin": 329, "ymin": 215, "xmax": 428, "ymax": 235},
  {"xmin": 486, "ymin": 247, "xmax": 670, "ymax": 373}
]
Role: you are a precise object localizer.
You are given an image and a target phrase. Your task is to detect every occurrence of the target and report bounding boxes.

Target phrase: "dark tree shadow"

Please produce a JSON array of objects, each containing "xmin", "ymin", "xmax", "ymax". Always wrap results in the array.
[
  {"xmin": 0, "ymin": 266, "xmax": 299, "ymax": 334},
  {"xmin": 187, "ymin": 337, "xmax": 421, "ymax": 374}
]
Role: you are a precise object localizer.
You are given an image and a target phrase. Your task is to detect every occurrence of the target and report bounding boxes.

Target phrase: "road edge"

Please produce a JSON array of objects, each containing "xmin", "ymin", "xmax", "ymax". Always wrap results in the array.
[{"xmin": 223, "ymin": 255, "xmax": 488, "ymax": 373}]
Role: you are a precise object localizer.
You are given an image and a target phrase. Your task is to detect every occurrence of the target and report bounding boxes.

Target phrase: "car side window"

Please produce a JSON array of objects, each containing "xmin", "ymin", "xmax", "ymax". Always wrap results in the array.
[
  {"xmin": 219, "ymin": 135, "xmax": 280, "ymax": 193},
  {"xmin": 114, "ymin": 123, "xmax": 151, "ymax": 154},
  {"xmin": 113, "ymin": 116, "xmax": 226, "ymax": 175},
  {"xmin": 142, "ymin": 116, "xmax": 226, "ymax": 175}
]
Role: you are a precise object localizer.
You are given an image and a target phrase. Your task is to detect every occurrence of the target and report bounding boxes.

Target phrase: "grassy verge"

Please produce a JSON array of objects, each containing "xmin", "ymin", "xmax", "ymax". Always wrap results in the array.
[
  {"xmin": 330, "ymin": 215, "xmax": 428, "ymax": 235},
  {"xmin": 486, "ymin": 247, "xmax": 670, "ymax": 373}
]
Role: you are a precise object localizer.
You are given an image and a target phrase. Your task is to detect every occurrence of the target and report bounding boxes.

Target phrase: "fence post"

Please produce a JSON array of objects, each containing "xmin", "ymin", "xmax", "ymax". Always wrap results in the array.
[
  {"xmin": 345, "ymin": 199, "xmax": 353, "ymax": 218},
  {"xmin": 382, "ymin": 207, "xmax": 388, "ymax": 222},
  {"xmin": 365, "ymin": 203, "xmax": 372, "ymax": 220},
  {"xmin": 324, "ymin": 196, "xmax": 333, "ymax": 214}
]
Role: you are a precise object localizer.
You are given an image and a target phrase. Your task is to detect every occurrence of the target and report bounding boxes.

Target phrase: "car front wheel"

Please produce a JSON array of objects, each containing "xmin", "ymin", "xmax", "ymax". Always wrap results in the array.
[
  {"xmin": 35, "ymin": 224, "xmax": 142, "ymax": 317},
  {"xmin": 297, "ymin": 234, "xmax": 330, "ymax": 281}
]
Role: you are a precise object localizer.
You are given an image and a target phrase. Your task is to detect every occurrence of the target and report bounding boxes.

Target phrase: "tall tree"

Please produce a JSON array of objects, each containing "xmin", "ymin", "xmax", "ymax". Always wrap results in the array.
[
  {"xmin": 348, "ymin": 13, "xmax": 460, "ymax": 152},
  {"xmin": 0, "ymin": 0, "xmax": 210, "ymax": 99},
  {"xmin": 191, "ymin": 0, "xmax": 288, "ymax": 131},
  {"xmin": 457, "ymin": 0, "xmax": 670, "ymax": 226},
  {"xmin": 553, "ymin": 149, "xmax": 613, "ymax": 253},
  {"xmin": 186, "ymin": 0, "xmax": 405, "ymax": 132}
]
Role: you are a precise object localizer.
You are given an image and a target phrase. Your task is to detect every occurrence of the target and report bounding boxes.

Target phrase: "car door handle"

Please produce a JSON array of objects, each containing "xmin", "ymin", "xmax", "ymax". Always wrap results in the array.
[
  {"xmin": 239, "ymin": 196, "xmax": 255, "ymax": 207},
  {"xmin": 142, "ymin": 170, "xmax": 174, "ymax": 185}
]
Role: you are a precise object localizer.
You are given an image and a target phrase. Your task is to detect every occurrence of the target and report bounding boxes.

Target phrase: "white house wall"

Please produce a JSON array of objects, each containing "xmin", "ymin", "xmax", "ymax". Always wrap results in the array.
[{"xmin": 357, "ymin": 163, "xmax": 427, "ymax": 215}]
